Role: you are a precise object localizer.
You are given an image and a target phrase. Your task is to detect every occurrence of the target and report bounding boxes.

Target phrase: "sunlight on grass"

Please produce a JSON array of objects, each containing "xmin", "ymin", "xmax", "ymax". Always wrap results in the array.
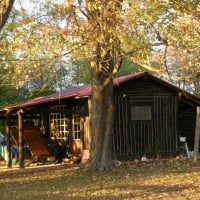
[{"xmin": 1, "ymin": 160, "xmax": 200, "ymax": 199}]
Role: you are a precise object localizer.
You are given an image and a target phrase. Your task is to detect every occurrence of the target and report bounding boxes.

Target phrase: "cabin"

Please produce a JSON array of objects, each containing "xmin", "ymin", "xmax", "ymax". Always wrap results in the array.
[{"xmin": 1, "ymin": 71, "xmax": 200, "ymax": 167}]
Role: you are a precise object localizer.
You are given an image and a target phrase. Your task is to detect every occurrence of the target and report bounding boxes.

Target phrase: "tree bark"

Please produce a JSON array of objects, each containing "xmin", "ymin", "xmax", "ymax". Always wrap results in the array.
[
  {"xmin": 193, "ymin": 106, "xmax": 200, "ymax": 163},
  {"xmin": 90, "ymin": 74, "xmax": 114, "ymax": 171},
  {"xmin": 0, "ymin": 0, "xmax": 15, "ymax": 30}
]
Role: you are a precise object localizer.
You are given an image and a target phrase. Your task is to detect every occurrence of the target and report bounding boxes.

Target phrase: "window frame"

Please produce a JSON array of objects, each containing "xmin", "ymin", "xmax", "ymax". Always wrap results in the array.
[
  {"xmin": 72, "ymin": 106, "xmax": 81, "ymax": 140},
  {"xmin": 49, "ymin": 105, "xmax": 70, "ymax": 140},
  {"xmin": 130, "ymin": 104, "xmax": 152, "ymax": 121}
]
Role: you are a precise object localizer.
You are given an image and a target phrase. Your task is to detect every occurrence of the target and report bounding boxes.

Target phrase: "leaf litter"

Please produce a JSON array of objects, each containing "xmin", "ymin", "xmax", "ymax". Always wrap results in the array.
[{"xmin": 0, "ymin": 157, "xmax": 200, "ymax": 199}]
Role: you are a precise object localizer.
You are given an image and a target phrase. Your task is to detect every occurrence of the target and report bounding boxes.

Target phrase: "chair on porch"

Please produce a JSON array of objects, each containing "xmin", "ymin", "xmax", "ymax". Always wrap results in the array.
[{"xmin": 179, "ymin": 136, "xmax": 190, "ymax": 158}]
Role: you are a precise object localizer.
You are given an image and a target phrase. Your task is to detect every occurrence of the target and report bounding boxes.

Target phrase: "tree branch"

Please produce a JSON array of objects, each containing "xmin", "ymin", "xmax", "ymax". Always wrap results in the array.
[{"xmin": 99, "ymin": 55, "xmax": 124, "ymax": 92}]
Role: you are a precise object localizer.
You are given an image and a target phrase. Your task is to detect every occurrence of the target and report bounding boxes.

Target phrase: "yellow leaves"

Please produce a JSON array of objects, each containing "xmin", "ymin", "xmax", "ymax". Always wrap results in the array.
[
  {"xmin": 1, "ymin": 0, "xmax": 199, "ymax": 90},
  {"xmin": 87, "ymin": 1, "xmax": 101, "ymax": 12},
  {"xmin": 33, "ymin": 61, "xmax": 40, "ymax": 68}
]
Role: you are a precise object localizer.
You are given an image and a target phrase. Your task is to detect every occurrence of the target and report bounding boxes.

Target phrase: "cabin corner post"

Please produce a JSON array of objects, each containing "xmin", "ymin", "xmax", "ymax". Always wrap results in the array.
[
  {"xmin": 193, "ymin": 106, "xmax": 200, "ymax": 163},
  {"xmin": 18, "ymin": 109, "xmax": 24, "ymax": 169},
  {"xmin": 6, "ymin": 112, "xmax": 11, "ymax": 168}
]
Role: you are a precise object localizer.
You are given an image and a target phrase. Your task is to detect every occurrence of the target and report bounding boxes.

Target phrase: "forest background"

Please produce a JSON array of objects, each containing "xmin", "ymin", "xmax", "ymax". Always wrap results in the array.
[{"xmin": 0, "ymin": 0, "xmax": 199, "ymax": 108}]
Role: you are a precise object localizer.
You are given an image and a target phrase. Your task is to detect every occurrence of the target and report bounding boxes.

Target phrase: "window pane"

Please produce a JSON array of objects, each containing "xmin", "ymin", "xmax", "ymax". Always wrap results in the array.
[
  {"xmin": 131, "ymin": 106, "xmax": 151, "ymax": 120},
  {"xmin": 72, "ymin": 106, "xmax": 81, "ymax": 140},
  {"xmin": 49, "ymin": 105, "xmax": 69, "ymax": 139}
]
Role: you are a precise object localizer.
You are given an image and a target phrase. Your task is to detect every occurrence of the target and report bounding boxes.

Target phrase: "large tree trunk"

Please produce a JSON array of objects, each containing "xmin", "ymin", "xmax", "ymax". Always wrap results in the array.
[
  {"xmin": 90, "ymin": 67, "xmax": 114, "ymax": 171},
  {"xmin": 0, "ymin": 0, "xmax": 15, "ymax": 30},
  {"xmin": 90, "ymin": 81, "xmax": 114, "ymax": 171}
]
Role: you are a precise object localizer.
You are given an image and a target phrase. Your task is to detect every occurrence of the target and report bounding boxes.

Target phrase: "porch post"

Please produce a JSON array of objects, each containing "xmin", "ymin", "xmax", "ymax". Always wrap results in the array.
[
  {"xmin": 6, "ymin": 113, "xmax": 12, "ymax": 168},
  {"xmin": 18, "ymin": 109, "xmax": 24, "ymax": 169},
  {"xmin": 193, "ymin": 106, "xmax": 200, "ymax": 163}
]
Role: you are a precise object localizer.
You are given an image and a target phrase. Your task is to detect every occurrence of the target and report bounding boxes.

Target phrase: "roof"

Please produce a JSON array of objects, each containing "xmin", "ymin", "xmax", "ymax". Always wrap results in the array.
[
  {"xmin": 2, "ymin": 71, "xmax": 200, "ymax": 113},
  {"xmin": 3, "ymin": 84, "xmax": 91, "ymax": 112}
]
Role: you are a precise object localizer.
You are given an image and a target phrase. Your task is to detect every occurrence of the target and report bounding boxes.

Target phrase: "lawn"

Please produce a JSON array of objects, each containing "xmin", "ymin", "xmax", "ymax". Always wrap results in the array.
[{"xmin": 1, "ymin": 158, "xmax": 200, "ymax": 200}]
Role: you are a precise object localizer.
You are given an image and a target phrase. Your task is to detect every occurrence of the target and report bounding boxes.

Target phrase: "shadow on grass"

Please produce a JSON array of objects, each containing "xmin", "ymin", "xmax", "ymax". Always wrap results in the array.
[
  {"xmin": 1, "ymin": 161, "xmax": 200, "ymax": 199},
  {"xmin": 4, "ymin": 182, "xmax": 196, "ymax": 200}
]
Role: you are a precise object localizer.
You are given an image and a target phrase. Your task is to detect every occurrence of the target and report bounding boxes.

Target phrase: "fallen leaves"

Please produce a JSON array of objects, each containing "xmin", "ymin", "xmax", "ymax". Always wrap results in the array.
[{"xmin": 1, "ymin": 157, "xmax": 200, "ymax": 199}]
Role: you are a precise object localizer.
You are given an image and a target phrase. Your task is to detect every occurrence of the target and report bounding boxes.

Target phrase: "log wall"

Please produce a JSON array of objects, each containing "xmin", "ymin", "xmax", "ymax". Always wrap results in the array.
[{"xmin": 112, "ymin": 78, "xmax": 179, "ymax": 160}]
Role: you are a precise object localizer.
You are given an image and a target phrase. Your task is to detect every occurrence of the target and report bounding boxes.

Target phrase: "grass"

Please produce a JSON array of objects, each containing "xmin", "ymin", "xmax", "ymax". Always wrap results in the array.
[{"xmin": 1, "ymin": 158, "xmax": 200, "ymax": 200}]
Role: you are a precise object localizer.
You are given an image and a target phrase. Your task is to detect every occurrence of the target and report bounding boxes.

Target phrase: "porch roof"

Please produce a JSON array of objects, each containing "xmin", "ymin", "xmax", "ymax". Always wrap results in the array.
[
  {"xmin": 2, "ymin": 71, "xmax": 200, "ymax": 113},
  {"xmin": 3, "ymin": 84, "xmax": 92, "ymax": 113}
]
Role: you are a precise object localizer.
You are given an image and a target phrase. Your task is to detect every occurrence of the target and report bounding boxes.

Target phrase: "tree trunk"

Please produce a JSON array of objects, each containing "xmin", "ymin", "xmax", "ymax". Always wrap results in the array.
[
  {"xmin": 193, "ymin": 106, "xmax": 200, "ymax": 163},
  {"xmin": 90, "ymin": 72, "xmax": 114, "ymax": 171},
  {"xmin": 0, "ymin": 0, "xmax": 15, "ymax": 30}
]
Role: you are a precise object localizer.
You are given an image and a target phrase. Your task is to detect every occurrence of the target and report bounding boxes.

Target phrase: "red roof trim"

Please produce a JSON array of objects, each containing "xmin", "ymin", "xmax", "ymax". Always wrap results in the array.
[
  {"xmin": 3, "ymin": 71, "xmax": 200, "ymax": 112},
  {"xmin": 113, "ymin": 71, "xmax": 145, "ymax": 86}
]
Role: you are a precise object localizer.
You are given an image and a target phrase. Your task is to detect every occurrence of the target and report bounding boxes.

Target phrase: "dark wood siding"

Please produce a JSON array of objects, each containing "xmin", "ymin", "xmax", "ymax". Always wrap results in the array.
[
  {"xmin": 112, "ymin": 77, "xmax": 179, "ymax": 160},
  {"xmin": 178, "ymin": 106, "xmax": 196, "ymax": 151}
]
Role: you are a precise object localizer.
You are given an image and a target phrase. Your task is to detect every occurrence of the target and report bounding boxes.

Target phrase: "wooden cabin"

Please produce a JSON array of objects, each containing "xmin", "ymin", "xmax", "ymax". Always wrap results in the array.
[
  {"xmin": 1, "ymin": 72, "xmax": 200, "ymax": 166},
  {"xmin": 113, "ymin": 73, "xmax": 200, "ymax": 159}
]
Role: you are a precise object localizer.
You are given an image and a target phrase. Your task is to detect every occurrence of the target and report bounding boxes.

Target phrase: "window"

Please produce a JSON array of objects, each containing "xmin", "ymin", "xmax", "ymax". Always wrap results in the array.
[
  {"xmin": 50, "ymin": 105, "xmax": 69, "ymax": 140},
  {"xmin": 72, "ymin": 106, "xmax": 81, "ymax": 140},
  {"xmin": 131, "ymin": 106, "xmax": 152, "ymax": 120}
]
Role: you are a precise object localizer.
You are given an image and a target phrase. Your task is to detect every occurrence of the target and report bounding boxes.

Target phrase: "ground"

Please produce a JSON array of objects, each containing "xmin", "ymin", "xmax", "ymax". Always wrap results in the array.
[{"xmin": 1, "ymin": 157, "xmax": 200, "ymax": 199}]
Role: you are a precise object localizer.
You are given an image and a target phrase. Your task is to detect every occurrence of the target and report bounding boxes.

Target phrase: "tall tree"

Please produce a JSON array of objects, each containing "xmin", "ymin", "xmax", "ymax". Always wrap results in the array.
[
  {"xmin": 64, "ymin": 0, "xmax": 167, "ymax": 170},
  {"xmin": 86, "ymin": 0, "xmax": 123, "ymax": 171}
]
